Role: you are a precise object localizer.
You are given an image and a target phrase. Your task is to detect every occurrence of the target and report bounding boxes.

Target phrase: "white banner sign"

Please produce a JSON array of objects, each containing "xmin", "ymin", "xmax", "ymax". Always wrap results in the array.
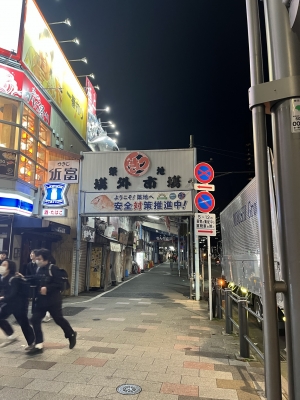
[
  {"xmin": 42, "ymin": 208, "xmax": 67, "ymax": 217},
  {"xmin": 83, "ymin": 191, "xmax": 192, "ymax": 214},
  {"xmin": 48, "ymin": 160, "xmax": 79, "ymax": 183},
  {"xmin": 110, "ymin": 242, "xmax": 121, "ymax": 252},
  {"xmin": 80, "ymin": 149, "xmax": 195, "ymax": 193},
  {"xmin": 195, "ymin": 213, "xmax": 216, "ymax": 236}
]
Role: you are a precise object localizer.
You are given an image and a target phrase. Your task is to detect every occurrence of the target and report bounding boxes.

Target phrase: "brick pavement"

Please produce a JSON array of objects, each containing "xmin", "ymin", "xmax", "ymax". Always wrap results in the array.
[{"xmin": 0, "ymin": 263, "xmax": 288, "ymax": 399}]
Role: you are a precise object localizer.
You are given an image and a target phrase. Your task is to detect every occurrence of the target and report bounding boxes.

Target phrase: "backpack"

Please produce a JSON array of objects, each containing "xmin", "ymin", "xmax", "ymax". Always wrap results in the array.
[
  {"xmin": 9, "ymin": 276, "xmax": 31, "ymax": 298},
  {"xmin": 48, "ymin": 264, "xmax": 70, "ymax": 292}
]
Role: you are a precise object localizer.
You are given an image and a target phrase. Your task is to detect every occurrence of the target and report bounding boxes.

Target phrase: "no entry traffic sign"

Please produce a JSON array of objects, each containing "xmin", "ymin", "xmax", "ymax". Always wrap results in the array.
[
  {"xmin": 194, "ymin": 162, "xmax": 214, "ymax": 184},
  {"xmin": 194, "ymin": 191, "xmax": 215, "ymax": 213}
]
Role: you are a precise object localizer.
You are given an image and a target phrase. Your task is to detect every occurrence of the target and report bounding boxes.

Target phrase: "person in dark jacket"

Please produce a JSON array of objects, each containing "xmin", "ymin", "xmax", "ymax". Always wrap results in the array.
[
  {"xmin": 0, "ymin": 251, "xmax": 8, "ymax": 265},
  {"xmin": 20, "ymin": 249, "xmax": 38, "ymax": 276},
  {"xmin": 29, "ymin": 248, "xmax": 76, "ymax": 354},
  {"xmin": 0, "ymin": 260, "xmax": 35, "ymax": 348},
  {"xmin": 19, "ymin": 249, "xmax": 52, "ymax": 323}
]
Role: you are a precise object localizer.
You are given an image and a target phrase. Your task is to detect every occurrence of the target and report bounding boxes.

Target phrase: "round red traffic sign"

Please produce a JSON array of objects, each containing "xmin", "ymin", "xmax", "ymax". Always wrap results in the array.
[
  {"xmin": 194, "ymin": 162, "xmax": 214, "ymax": 184},
  {"xmin": 194, "ymin": 191, "xmax": 215, "ymax": 213}
]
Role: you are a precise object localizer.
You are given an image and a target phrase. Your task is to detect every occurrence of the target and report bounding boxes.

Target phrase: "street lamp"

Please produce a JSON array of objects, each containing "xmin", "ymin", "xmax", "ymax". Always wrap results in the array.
[
  {"xmin": 69, "ymin": 57, "xmax": 87, "ymax": 64},
  {"xmin": 107, "ymin": 131, "xmax": 119, "ymax": 136},
  {"xmin": 49, "ymin": 18, "xmax": 71, "ymax": 26},
  {"xmin": 77, "ymin": 73, "xmax": 95, "ymax": 79},
  {"xmin": 101, "ymin": 121, "xmax": 116, "ymax": 128},
  {"xmin": 103, "ymin": 124, "xmax": 116, "ymax": 128},
  {"xmin": 96, "ymin": 107, "xmax": 110, "ymax": 112},
  {"xmin": 60, "ymin": 38, "xmax": 79, "ymax": 45},
  {"xmin": 84, "ymin": 85, "xmax": 100, "ymax": 91}
]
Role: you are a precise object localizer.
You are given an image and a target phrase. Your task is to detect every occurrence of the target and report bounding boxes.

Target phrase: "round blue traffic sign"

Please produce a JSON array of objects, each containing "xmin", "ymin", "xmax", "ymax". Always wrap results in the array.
[
  {"xmin": 194, "ymin": 162, "xmax": 214, "ymax": 184},
  {"xmin": 194, "ymin": 191, "xmax": 215, "ymax": 213}
]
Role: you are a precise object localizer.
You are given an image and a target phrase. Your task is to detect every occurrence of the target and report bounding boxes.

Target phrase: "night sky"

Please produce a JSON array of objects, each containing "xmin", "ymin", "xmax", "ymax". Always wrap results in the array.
[{"xmin": 36, "ymin": 0, "xmax": 258, "ymax": 217}]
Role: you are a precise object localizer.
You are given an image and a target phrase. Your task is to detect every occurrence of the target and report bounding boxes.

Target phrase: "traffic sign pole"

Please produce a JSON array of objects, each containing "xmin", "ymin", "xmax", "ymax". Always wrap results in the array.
[
  {"xmin": 208, "ymin": 236, "xmax": 212, "ymax": 321},
  {"xmin": 195, "ymin": 235, "xmax": 200, "ymax": 301}
]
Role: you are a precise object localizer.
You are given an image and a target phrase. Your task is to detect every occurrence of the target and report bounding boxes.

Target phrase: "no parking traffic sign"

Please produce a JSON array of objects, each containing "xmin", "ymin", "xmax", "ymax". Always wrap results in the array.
[
  {"xmin": 194, "ymin": 162, "xmax": 214, "ymax": 184},
  {"xmin": 194, "ymin": 191, "xmax": 215, "ymax": 213}
]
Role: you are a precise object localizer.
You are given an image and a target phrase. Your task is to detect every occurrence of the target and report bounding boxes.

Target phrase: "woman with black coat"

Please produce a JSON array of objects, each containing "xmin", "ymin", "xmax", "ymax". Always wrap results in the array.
[{"xmin": 0, "ymin": 260, "xmax": 35, "ymax": 349}]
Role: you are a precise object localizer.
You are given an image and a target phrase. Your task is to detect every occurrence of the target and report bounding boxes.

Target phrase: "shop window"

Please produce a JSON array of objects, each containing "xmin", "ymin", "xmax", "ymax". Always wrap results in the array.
[
  {"xmin": 37, "ymin": 142, "xmax": 47, "ymax": 167},
  {"xmin": 39, "ymin": 122, "xmax": 51, "ymax": 146},
  {"xmin": 22, "ymin": 106, "xmax": 37, "ymax": 136},
  {"xmin": 20, "ymin": 131, "xmax": 37, "ymax": 160},
  {"xmin": 18, "ymin": 155, "xmax": 35, "ymax": 186},
  {"xmin": 0, "ymin": 122, "xmax": 19, "ymax": 150},
  {"xmin": 0, "ymin": 96, "xmax": 20, "ymax": 124},
  {"xmin": 35, "ymin": 164, "xmax": 47, "ymax": 186}
]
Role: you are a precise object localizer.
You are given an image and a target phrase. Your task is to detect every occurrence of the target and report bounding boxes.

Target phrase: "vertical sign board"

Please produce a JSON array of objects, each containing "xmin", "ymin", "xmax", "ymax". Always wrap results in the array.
[
  {"xmin": 195, "ymin": 213, "xmax": 216, "ymax": 236},
  {"xmin": 291, "ymin": 98, "xmax": 300, "ymax": 133}
]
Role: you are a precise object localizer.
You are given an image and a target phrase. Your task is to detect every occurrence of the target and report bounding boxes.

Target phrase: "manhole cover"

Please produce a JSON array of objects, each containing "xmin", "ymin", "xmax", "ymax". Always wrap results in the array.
[
  {"xmin": 116, "ymin": 384, "xmax": 142, "ymax": 395},
  {"xmin": 93, "ymin": 318, "xmax": 101, "ymax": 321}
]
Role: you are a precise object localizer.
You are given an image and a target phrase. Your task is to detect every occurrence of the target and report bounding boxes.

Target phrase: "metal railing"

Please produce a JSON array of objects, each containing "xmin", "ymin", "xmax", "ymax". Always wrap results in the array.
[{"xmin": 215, "ymin": 286, "xmax": 264, "ymax": 360}]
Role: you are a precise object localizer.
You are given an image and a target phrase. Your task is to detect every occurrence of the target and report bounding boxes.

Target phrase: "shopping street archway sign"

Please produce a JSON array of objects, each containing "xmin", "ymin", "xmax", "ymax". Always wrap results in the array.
[{"xmin": 79, "ymin": 148, "xmax": 196, "ymax": 216}]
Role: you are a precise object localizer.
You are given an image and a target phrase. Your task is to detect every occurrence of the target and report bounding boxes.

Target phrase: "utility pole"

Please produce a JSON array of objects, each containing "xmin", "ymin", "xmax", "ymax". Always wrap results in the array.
[{"xmin": 247, "ymin": 0, "xmax": 300, "ymax": 398}]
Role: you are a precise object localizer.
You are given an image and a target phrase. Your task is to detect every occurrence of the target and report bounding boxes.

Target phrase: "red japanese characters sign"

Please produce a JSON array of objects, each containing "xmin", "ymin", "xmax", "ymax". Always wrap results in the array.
[
  {"xmin": 86, "ymin": 77, "xmax": 97, "ymax": 116},
  {"xmin": 124, "ymin": 151, "xmax": 151, "ymax": 177},
  {"xmin": 0, "ymin": 64, "xmax": 51, "ymax": 125}
]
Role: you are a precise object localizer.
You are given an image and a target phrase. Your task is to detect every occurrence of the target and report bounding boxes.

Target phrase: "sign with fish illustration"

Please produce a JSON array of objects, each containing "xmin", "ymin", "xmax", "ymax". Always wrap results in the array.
[
  {"xmin": 83, "ymin": 191, "xmax": 193, "ymax": 215},
  {"xmin": 80, "ymin": 149, "xmax": 195, "ymax": 216}
]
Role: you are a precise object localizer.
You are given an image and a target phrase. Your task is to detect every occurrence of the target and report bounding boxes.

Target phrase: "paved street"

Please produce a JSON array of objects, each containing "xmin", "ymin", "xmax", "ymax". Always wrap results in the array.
[{"xmin": 0, "ymin": 263, "xmax": 287, "ymax": 399}]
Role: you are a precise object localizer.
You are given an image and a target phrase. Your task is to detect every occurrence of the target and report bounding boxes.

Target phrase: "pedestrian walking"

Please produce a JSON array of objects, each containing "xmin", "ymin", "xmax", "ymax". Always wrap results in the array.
[
  {"xmin": 0, "ymin": 260, "xmax": 35, "ymax": 349},
  {"xmin": 28, "ymin": 248, "xmax": 76, "ymax": 354},
  {"xmin": 20, "ymin": 249, "xmax": 38, "ymax": 276},
  {"xmin": 19, "ymin": 249, "xmax": 52, "ymax": 323},
  {"xmin": 0, "ymin": 251, "xmax": 8, "ymax": 265}
]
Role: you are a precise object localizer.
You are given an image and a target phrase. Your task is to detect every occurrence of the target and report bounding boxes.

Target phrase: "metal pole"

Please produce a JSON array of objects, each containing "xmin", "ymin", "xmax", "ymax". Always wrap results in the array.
[
  {"xmin": 225, "ymin": 288, "xmax": 233, "ymax": 334},
  {"xmin": 194, "ymin": 234, "xmax": 200, "ymax": 301},
  {"xmin": 75, "ymin": 157, "xmax": 83, "ymax": 296},
  {"xmin": 189, "ymin": 135, "xmax": 194, "ymax": 148},
  {"xmin": 245, "ymin": 0, "xmax": 282, "ymax": 398},
  {"xmin": 177, "ymin": 218, "xmax": 181, "ymax": 276},
  {"xmin": 263, "ymin": 1, "xmax": 300, "ymax": 399},
  {"xmin": 186, "ymin": 219, "xmax": 190, "ymax": 278},
  {"xmin": 208, "ymin": 236, "xmax": 212, "ymax": 320},
  {"xmin": 189, "ymin": 216, "xmax": 194, "ymax": 277},
  {"xmin": 238, "ymin": 299, "xmax": 250, "ymax": 359},
  {"xmin": 217, "ymin": 286, "xmax": 222, "ymax": 319},
  {"xmin": 201, "ymin": 254, "xmax": 205, "ymax": 298}
]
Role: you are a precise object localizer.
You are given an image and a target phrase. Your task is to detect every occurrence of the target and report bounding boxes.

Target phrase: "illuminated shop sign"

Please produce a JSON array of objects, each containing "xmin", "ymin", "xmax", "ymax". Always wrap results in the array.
[
  {"xmin": 0, "ymin": 0, "xmax": 23, "ymax": 57},
  {"xmin": 42, "ymin": 208, "xmax": 66, "ymax": 217},
  {"xmin": 0, "ymin": 64, "xmax": 51, "ymax": 124},
  {"xmin": 0, "ymin": 192, "xmax": 33, "ymax": 216},
  {"xmin": 22, "ymin": 0, "xmax": 87, "ymax": 138},
  {"xmin": 42, "ymin": 182, "xmax": 69, "ymax": 207}
]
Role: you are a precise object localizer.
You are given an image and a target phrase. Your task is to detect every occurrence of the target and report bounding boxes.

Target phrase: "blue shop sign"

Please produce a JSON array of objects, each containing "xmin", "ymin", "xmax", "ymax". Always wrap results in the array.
[
  {"xmin": 42, "ymin": 183, "xmax": 69, "ymax": 207},
  {"xmin": 0, "ymin": 193, "xmax": 33, "ymax": 216}
]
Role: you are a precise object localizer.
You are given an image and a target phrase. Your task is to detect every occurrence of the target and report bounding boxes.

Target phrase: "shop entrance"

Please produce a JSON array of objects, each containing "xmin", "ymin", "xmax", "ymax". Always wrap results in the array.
[{"xmin": 75, "ymin": 148, "xmax": 195, "ymax": 296}]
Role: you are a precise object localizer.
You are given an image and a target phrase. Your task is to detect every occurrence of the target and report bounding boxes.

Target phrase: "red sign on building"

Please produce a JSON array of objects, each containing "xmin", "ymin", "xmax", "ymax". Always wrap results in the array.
[
  {"xmin": 86, "ymin": 77, "xmax": 97, "ymax": 116},
  {"xmin": 0, "ymin": 64, "xmax": 51, "ymax": 125}
]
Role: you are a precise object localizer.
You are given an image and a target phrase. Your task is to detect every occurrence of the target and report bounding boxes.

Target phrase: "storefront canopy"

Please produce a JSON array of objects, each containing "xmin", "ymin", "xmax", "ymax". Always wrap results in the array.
[{"xmin": 13, "ymin": 215, "xmax": 71, "ymax": 235}]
